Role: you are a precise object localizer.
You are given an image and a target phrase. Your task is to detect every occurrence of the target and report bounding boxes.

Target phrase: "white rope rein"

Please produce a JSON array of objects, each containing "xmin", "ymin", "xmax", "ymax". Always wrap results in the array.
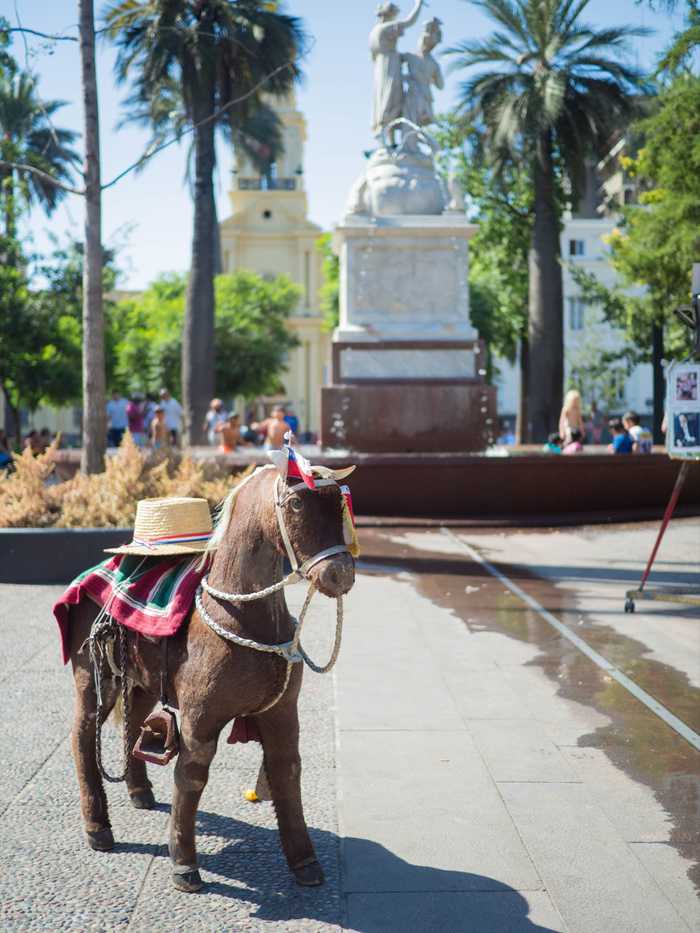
[{"xmin": 195, "ymin": 467, "xmax": 349, "ymax": 714}]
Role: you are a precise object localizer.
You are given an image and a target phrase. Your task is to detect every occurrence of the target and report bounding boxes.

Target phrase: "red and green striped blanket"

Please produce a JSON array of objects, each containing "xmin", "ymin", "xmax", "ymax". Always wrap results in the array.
[{"xmin": 53, "ymin": 554, "xmax": 205, "ymax": 664}]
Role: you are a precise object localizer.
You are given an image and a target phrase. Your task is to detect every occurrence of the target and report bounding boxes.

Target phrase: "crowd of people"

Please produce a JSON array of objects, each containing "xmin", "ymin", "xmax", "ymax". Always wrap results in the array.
[{"xmin": 105, "ymin": 390, "xmax": 302, "ymax": 453}]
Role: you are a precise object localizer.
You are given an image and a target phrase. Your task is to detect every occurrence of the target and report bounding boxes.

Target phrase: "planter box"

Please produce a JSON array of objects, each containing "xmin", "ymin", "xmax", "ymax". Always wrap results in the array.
[{"xmin": 0, "ymin": 527, "xmax": 130, "ymax": 584}]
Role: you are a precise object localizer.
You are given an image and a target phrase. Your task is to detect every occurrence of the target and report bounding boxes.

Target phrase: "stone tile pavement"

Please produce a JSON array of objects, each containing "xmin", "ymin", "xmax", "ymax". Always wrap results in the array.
[{"xmin": 1, "ymin": 521, "xmax": 699, "ymax": 932}]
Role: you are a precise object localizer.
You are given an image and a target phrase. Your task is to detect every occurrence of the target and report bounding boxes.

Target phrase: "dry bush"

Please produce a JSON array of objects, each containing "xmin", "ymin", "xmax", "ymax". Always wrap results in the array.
[
  {"xmin": 0, "ymin": 433, "xmax": 245, "ymax": 528},
  {"xmin": 0, "ymin": 446, "xmax": 61, "ymax": 527}
]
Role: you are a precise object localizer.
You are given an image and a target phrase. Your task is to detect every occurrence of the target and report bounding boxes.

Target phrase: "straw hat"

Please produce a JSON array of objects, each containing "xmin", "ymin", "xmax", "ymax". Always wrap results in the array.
[{"xmin": 105, "ymin": 497, "xmax": 215, "ymax": 557}]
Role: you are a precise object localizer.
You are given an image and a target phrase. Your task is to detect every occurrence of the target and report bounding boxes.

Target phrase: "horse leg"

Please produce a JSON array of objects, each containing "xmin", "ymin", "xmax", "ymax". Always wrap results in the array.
[
  {"xmin": 70, "ymin": 661, "xmax": 119, "ymax": 851},
  {"xmin": 168, "ymin": 716, "xmax": 219, "ymax": 892},
  {"xmin": 255, "ymin": 689, "xmax": 324, "ymax": 886},
  {"xmin": 126, "ymin": 686, "xmax": 158, "ymax": 810}
]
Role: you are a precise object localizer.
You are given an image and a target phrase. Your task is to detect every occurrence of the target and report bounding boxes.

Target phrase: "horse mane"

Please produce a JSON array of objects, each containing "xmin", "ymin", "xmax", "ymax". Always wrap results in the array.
[{"xmin": 197, "ymin": 464, "xmax": 275, "ymax": 570}]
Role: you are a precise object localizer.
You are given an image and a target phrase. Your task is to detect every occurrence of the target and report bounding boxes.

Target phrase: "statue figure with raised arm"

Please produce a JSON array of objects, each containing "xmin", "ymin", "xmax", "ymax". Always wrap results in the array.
[
  {"xmin": 370, "ymin": 1, "xmax": 425, "ymax": 146},
  {"xmin": 401, "ymin": 17, "xmax": 444, "ymax": 140}
]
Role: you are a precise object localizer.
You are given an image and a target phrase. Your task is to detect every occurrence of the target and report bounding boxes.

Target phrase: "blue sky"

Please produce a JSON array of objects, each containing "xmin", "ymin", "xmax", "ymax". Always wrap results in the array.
[{"xmin": 8, "ymin": 0, "xmax": 685, "ymax": 288}]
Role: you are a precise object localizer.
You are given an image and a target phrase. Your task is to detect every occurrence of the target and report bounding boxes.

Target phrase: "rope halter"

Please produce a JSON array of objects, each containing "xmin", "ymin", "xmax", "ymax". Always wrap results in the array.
[{"xmin": 196, "ymin": 468, "xmax": 353, "ymax": 713}]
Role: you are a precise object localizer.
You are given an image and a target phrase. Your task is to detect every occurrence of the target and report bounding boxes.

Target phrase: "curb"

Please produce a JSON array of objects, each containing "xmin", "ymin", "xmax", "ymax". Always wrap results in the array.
[{"xmin": 0, "ymin": 528, "xmax": 130, "ymax": 584}]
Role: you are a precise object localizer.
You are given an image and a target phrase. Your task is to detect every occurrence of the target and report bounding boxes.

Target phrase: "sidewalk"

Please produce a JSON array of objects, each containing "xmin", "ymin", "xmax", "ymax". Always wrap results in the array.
[{"xmin": 1, "ymin": 520, "xmax": 698, "ymax": 931}]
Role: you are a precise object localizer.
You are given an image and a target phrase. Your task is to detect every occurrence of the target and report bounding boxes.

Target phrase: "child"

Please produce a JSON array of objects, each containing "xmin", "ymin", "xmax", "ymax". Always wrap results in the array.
[
  {"xmin": 542, "ymin": 433, "xmax": 562, "ymax": 454},
  {"xmin": 216, "ymin": 414, "xmax": 242, "ymax": 454},
  {"xmin": 562, "ymin": 428, "xmax": 583, "ymax": 455},
  {"xmin": 150, "ymin": 406, "xmax": 169, "ymax": 449},
  {"xmin": 608, "ymin": 418, "xmax": 633, "ymax": 454},
  {"xmin": 622, "ymin": 410, "xmax": 653, "ymax": 454}
]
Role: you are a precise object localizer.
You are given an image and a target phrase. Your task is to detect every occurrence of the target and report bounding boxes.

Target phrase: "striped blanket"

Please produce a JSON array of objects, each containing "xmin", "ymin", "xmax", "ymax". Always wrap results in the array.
[{"xmin": 53, "ymin": 554, "xmax": 205, "ymax": 665}]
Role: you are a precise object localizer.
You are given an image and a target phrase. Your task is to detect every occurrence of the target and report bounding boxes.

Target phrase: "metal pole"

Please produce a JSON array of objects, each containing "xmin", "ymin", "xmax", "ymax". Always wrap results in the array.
[{"xmin": 637, "ymin": 460, "xmax": 690, "ymax": 593}]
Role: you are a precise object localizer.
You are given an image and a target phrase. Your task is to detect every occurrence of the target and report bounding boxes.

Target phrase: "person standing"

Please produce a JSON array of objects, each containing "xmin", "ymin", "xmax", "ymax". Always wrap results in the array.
[
  {"xmin": 253, "ymin": 405, "xmax": 291, "ymax": 449},
  {"xmin": 284, "ymin": 406, "xmax": 299, "ymax": 437},
  {"xmin": 216, "ymin": 413, "xmax": 242, "ymax": 453},
  {"xmin": 585, "ymin": 400, "xmax": 605, "ymax": 445},
  {"xmin": 0, "ymin": 429, "xmax": 11, "ymax": 469},
  {"xmin": 126, "ymin": 393, "xmax": 146, "ymax": 446},
  {"xmin": 559, "ymin": 389, "xmax": 585, "ymax": 445},
  {"xmin": 159, "ymin": 388, "xmax": 183, "ymax": 446},
  {"xmin": 106, "ymin": 390, "xmax": 129, "ymax": 447},
  {"xmin": 150, "ymin": 406, "xmax": 170, "ymax": 449},
  {"xmin": 204, "ymin": 398, "xmax": 229, "ymax": 446}
]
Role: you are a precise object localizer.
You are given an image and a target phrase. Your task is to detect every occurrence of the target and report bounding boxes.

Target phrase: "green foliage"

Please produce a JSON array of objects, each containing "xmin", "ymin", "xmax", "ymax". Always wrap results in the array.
[
  {"xmin": 104, "ymin": 0, "xmax": 305, "ymax": 171},
  {"xmin": 113, "ymin": 269, "xmax": 300, "ymax": 399},
  {"xmin": 657, "ymin": 1, "xmax": 700, "ymax": 74},
  {"xmin": 316, "ymin": 233, "xmax": 339, "ymax": 332},
  {"xmin": 436, "ymin": 118, "xmax": 532, "ymax": 368},
  {"xmin": 445, "ymin": 0, "xmax": 648, "ymax": 200},
  {"xmin": 0, "ymin": 237, "xmax": 82, "ymax": 432},
  {"xmin": 572, "ymin": 74, "xmax": 700, "ymax": 362},
  {"xmin": 0, "ymin": 68, "xmax": 79, "ymax": 236}
]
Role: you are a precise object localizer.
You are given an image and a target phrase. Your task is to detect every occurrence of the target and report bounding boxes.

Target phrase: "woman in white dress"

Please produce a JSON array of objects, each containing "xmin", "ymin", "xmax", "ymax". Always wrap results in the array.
[{"xmin": 370, "ymin": 1, "xmax": 425, "ymax": 144}]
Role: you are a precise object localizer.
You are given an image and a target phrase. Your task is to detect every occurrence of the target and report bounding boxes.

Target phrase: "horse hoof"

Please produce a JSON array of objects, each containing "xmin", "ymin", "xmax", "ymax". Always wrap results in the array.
[
  {"xmin": 172, "ymin": 869, "xmax": 204, "ymax": 893},
  {"xmin": 293, "ymin": 859, "xmax": 324, "ymax": 887},
  {"xmin": 129, "ymin": 788, "xmax": 156, "ymax": 810},
  {"xmin": 86, "ymin": 827, "xmax": 114, "ymax": 852}
]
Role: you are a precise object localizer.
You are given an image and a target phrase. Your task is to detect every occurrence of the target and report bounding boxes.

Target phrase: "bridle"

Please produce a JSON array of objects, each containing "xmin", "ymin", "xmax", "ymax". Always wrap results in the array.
[
  {"xmin": 273, "ymin": 475, "xmax": 351, "ymax": 578},
  {"xmin": 194, "ymin": 468, "xmax": 352, "ymax": 713}
]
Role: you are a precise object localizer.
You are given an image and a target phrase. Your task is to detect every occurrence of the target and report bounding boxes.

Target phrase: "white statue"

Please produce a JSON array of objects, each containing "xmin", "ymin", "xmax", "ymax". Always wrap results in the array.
[
  {"xmin": 370, "ymin": 1, "xmax": 425, "ymax": 146},
  {"xmin": 401, "ymin": 17, "xmax": 444, "ymax": 133}
]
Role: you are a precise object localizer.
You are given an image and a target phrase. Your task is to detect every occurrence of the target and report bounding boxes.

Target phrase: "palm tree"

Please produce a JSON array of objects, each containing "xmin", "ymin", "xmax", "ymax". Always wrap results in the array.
[
  {"xmin": 105, "ymin": 0, "xmax": 304, "ymax": 445},
  {"xmin": 119, "ymin": 73, "xmax": 285, "ymax": 275},
  {"xmin": 0, "ymin": 68, "xmax": 79, "ymax": 239},
  {"xmin": 446, "ymin": 0, "xmax": 647, "ymax": 440}
]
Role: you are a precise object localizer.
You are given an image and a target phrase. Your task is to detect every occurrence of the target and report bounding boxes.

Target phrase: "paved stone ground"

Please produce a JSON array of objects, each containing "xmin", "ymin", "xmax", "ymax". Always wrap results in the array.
[{"xmin": 1, "ymin": 519, "xmax": 699, "ymax": 932}]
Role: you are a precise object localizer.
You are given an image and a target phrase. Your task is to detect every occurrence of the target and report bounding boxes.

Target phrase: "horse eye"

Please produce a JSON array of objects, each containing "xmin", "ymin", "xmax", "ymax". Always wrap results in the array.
[{"xmin": 289, "ymin": 496, "xmax": 304, "ymax": 513}]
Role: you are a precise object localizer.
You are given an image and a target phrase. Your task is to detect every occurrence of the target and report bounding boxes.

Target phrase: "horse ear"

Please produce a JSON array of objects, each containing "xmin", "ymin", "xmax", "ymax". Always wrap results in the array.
[
  {"xmin": 268, "ymin": 448, "xmax": 289, "ymax": 479},
  {"xmin": 311, "ymin": 464, "xmax": 356, "ymax": 481}
]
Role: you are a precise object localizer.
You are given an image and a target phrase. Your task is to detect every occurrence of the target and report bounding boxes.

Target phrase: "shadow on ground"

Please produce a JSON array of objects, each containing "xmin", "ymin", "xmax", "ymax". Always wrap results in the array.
[{"xmin": 115, "ymin": 806, "xmax": 558, "ymax": 932}]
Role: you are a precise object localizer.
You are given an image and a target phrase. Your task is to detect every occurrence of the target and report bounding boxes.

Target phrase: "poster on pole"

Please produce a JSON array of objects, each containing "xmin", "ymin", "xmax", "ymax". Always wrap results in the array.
[{"xmin": 666, "ymin": 360, "xmax": 700, "ymax": 459}]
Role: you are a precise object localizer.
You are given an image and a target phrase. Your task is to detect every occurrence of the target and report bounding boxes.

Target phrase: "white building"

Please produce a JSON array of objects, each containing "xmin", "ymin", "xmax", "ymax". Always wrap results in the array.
[{"xmin": 493, "ymin": 214, "xmax": 653, "ymax": 429}]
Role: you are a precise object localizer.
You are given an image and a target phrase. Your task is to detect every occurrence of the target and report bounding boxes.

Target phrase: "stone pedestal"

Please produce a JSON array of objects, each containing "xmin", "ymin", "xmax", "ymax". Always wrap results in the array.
[{"xmin": 321, "ymin": 214, "xmax": 496, "ymax": 453}]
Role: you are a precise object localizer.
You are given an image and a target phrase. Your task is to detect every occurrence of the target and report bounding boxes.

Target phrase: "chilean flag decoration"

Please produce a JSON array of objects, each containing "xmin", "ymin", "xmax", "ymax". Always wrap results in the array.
[{"xmin": 284, "ymin": 434, "xmax": 317, "ymax": 490}]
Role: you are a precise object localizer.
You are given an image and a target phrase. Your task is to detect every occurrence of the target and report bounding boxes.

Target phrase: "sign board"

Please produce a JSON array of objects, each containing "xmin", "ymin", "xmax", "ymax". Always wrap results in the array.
[{"xmin": 666, "ymin": 360, "xmax": 700, "ymax": 459}]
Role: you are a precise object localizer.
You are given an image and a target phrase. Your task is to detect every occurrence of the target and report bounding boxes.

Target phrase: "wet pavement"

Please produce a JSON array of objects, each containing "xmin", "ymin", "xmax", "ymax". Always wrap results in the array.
[{"xmin": 1, "ymin": 519, "xmax": 699, "ymax": 931}]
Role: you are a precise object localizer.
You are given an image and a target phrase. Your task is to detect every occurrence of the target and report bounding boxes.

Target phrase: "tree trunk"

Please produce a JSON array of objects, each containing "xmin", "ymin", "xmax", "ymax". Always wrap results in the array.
[
  {"xmin": 212, "ymin": 196, "xmax": 223, "ymax": 277},
  {"xmin": 2, "ymin": 167, "xmax": 15, "ymax": 240},
  {"xmin": 182, "ymin": 93, "xmax": 217, "ymax": 446},
  {"xmin": 2, "ymin": 383, "xmax": 20, "ymax": 450},
  {"xmin": 527, "ymin": 133, "xmax": 563, "ymax": 442},
  {"xmin": 516, "ymin": 333, "xmax": 529, "ymax": 444},
  {"xmin": 652, "ymin": 320, "xmax": 665, "ymax": 444},
  {"xmin": 79, "ymin": 0, "xmax": 106, "ymax": 474}
]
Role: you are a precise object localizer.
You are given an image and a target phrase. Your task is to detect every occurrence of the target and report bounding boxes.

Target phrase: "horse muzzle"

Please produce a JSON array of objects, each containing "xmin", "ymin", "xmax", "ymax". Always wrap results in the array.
[{"xmin": 309, "ymin": 552, "xmax": 355, "ymax": 598}]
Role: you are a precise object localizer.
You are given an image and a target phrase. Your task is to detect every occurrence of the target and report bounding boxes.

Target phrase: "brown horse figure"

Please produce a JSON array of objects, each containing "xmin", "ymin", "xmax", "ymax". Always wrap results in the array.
[{"xmin": 66, "ymin": 463, "xmax": 355, "ymax": 892}]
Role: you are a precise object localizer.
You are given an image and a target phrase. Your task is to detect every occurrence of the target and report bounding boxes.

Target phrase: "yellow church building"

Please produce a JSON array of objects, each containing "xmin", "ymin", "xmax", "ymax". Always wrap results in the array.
[{"xmin": 219, "ymin": 92, "xmax": 330, "ymax": 438}]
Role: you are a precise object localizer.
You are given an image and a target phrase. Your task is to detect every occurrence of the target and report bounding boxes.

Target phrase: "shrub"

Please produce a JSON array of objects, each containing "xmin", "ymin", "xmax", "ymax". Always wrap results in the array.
[{"xmin": 0, "ymin": 433, "xmax": 245, "ymax": 528}]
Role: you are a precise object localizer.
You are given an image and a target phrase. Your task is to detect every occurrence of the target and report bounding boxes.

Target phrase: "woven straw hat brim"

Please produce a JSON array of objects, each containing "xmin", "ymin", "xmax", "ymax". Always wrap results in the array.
[
  {"xmin": 103, "ymin": 495, "xmax": 215, "ymax": 557},
  {"xmin": 104, "ymin": 540, "xmax": 215, "ymax": 557}
]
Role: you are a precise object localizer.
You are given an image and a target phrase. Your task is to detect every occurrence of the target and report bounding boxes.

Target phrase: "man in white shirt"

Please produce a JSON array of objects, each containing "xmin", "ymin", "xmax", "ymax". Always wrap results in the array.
[
  {"xmin": 106, "ymin": 390, "xmax": 128, "ymax": 447},
  {"xmin": 159, "ymin": 388, "xmax": 183, "ymax": 446}
]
